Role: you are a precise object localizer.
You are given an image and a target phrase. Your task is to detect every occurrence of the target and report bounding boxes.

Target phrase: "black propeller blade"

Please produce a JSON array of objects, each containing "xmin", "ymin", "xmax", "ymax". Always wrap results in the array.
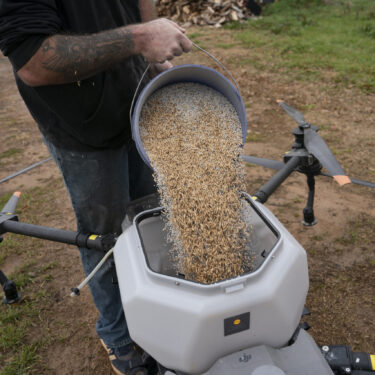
[
  {"xmin": 304, "ymin": 128, "xmax": 350, "ymax": 185},
  {"xmin": 243, "ymin": 101, "xmax": 375, "ymax": 190},
  {"xmin": 350, "ymin": 178, "xmax": 375, "ymax": 189},
  {"xmin": 278, "ymin": 101, "xmax": 351, "ymax": 186},
  {"xmin": 242, "ymin": 155, "xmax": 375, "ymax": 189},
  {"xmin": 320, "ymin": 172, "xmax": 375, "ymax": 189},
  {"xmin": 241, "ymin": 155, "xmax": 284, "ymax": 170},
  {"xmin": 277, "ymin": 100, "xmax": 307, "ymax": 125}
]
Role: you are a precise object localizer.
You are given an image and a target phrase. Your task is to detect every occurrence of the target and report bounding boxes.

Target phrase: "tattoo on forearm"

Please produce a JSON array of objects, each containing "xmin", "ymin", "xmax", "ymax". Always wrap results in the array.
[
  {"xmin": 42, "ymin": 40, "xmax": 55, "ymax": 53},
  {"xmin": 41, "ymin": 28, "xmax": 135, "ymax": 82}
]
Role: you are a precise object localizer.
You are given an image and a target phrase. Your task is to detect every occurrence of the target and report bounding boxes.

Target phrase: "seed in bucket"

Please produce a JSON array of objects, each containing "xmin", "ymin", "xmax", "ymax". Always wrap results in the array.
[{"xmin": 139, "ymin": 82, "xmax": 253, "ymax": 284}]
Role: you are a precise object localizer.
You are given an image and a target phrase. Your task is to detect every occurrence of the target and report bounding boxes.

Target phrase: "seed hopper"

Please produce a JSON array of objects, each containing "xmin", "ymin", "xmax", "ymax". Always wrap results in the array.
[
  {"xmin": 115, "ymin": 193, "xmax": 311, "ymax": 375},
  {"xmin": 1, "ymin": 69, "xmax": 375, "ymax": 374}
]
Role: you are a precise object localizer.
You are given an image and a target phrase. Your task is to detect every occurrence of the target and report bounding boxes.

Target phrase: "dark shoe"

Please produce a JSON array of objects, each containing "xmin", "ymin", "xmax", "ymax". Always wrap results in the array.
[{"xmin": 100, "ymin": 339, "xmax": 157, "ymax": 375}]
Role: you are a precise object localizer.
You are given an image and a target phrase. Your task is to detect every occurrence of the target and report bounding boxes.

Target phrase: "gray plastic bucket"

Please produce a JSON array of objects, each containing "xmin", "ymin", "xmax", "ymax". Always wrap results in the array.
[{"xmin": 131, "ymin": 64, "xmax": 247, "ymax": 168}]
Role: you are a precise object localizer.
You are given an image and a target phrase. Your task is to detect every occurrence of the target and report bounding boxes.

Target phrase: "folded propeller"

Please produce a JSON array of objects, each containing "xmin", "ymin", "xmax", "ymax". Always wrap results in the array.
[{"xmin": 242, "ymin": 101, "xmax": 375, "ymax": 190}]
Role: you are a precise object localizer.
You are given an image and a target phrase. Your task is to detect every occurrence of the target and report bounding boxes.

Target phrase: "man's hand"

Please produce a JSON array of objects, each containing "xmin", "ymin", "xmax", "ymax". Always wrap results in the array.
[{"xmin": 132, "ymin": 19, "xmax": 192, "ymax": 63}]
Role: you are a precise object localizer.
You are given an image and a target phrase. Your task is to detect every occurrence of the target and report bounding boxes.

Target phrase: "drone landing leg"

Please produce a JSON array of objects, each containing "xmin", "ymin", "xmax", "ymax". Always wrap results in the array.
[
  {"xmin": 0, "ymin": 269, "xmax": 21, "ymax": 305},
  {"xmin": 302, "ymin": 174, "xmax": 317, "ymax": 226}
]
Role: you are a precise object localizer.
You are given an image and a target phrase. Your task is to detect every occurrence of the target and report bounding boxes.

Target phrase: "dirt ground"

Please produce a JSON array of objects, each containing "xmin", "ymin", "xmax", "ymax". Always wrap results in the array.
[{"xmin": 0, "ymin": 28, "xmax": 374, "ymax": 374}]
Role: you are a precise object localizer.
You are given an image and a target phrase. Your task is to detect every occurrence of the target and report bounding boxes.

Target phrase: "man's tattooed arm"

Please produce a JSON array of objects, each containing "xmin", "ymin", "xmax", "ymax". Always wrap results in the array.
[
  {"xmin": 18, "ymin": 27, "xmax": 137, "ymax": 86},
  {"xmin": 17, "ymin": 19, "xmax": 192, "ymax": 87}
]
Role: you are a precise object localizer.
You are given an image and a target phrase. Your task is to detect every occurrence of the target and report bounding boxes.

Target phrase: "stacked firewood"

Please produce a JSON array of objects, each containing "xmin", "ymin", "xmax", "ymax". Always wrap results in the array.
[{"xmin": 156, "ymin": 0, "xmax": 252, "ymax": 28}]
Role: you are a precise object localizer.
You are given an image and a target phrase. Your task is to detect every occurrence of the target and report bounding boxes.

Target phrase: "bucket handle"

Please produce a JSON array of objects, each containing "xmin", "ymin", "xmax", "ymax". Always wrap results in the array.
[
  {"xmin": 129, "ymin": 42, "xmax": 241, "ymax": 125},
  {"xmin": 192, "ymin": 42, "xmax": 240, "ymax": 93}
]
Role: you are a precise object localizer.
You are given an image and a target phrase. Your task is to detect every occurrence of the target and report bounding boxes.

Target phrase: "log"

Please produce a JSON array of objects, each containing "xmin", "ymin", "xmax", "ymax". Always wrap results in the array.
[{"xmin": 156, "ymin": 0, "xmax": 255, "ymax": 27}]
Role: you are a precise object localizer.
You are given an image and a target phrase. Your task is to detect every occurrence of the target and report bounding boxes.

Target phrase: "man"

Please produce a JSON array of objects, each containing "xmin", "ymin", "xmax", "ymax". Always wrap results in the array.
[{"xmin": 0, "ymin": 1, "xmax": 192, "ymax": 374}]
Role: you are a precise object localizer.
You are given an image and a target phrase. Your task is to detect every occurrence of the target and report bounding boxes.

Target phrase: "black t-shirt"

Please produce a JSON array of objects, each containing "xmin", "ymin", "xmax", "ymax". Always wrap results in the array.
[{"xmin": 0, "ymin": 0, "xmax": 149, "ymax": 150}]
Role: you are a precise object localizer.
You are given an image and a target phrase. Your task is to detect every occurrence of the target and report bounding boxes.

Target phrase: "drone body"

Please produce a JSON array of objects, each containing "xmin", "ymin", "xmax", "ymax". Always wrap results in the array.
[{"xmin": 0, "ymin": 103, "xmax": 374, "ymax": 374}]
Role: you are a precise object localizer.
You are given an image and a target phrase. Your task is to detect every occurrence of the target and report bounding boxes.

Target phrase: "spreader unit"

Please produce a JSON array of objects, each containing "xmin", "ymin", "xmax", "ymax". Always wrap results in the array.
[{"xmin": 113, "ymin": 194, "xmax": 334, "ymax": 375}]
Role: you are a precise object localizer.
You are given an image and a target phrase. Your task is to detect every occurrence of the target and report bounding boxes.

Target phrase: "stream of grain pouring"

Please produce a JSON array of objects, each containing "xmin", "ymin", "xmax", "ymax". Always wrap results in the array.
[{"xmin": 139, "ymin": 82, "xmax": 253, "ymax": 284}]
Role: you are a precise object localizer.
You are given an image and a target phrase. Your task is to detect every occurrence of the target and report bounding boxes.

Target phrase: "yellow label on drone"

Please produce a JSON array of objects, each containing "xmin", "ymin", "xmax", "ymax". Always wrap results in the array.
[
  {"xmin": 89, "ymin": 234, "xmax": 98, "ymax": 240},
  {"xmin": 370, "ymin": 354, "xmax": 375, "ymax": 370},
  {"xmin": 233, "ymin": 319, "xmax": 241, "ymax": 325}
]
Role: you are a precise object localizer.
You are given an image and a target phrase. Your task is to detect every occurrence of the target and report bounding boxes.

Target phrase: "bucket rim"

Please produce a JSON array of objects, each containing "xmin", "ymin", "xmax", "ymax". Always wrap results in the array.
[{"xmin": 131, "ymin": 64, "xmax": 247, "ymax": 168}]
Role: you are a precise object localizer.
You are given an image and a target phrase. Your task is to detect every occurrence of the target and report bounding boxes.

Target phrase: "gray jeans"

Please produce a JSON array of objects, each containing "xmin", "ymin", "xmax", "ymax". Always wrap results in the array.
[{"xmin": 45, "ymin": 138, "xmax": 156, "ymax": 348}]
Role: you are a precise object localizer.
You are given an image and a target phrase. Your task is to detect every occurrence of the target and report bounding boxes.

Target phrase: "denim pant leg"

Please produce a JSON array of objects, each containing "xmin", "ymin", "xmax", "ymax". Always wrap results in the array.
[
  {"xmin": 128, "ymin": 141, "xmax": 157, "ymax": 200},
  {"xmin": 44, "ymin": 139, "xmax": 155, "ymax": 348}
]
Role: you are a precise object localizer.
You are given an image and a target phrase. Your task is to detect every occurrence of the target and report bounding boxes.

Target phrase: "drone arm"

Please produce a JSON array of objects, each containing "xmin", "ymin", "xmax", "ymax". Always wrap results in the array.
[
  {"xmin": 0, "ymin": 220, "xmax": 116, "ymax": 252},
  {"xmin": 0, "ymin": 216, "xmax": 116, "ymax": 304},
  {"xmin": 253, "ymin": 156, "xmax": 300, "ymax": 203}
]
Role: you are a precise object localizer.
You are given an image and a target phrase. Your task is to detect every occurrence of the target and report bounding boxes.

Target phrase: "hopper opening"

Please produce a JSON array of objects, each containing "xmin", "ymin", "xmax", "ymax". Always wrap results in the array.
[{"xmin": 127, "ymin": 194, "xmax": 279, "ymax": 284}]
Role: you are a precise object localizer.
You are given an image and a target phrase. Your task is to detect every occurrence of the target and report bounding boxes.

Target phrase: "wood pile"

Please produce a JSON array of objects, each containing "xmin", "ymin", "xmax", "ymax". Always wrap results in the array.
[{"xmin": 156, "ymin": 0, "xmax": 252, "ymax": 28}]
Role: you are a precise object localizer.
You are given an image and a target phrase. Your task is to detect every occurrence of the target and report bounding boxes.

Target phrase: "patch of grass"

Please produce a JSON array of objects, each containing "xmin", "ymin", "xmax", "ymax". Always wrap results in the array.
[
  {"xmin": 191, "ymin": 40, "xmax": 207, "ymax": 50},
  {"xmin": 40, "ymin": 261, "xmax": 59, "ymax": 273},
  {"xmin": 0, "ymin": 180, "xmax": 66, "ymax": 374},
  {"xmin": 0, "ymin": 266, "xmax": 52, "ymax": 373},
  {"xmin": 0, "ymin": 148, "xmax": 21, "ymax": 160},
  {"xmin": 246, "ymin": 133, "xmax": 265, "ymax": 142},
  {"xmin": 228, "ymin": 0, "xmax": 375, "ymax": 93},
  {"xmin": 0, "ymin": 344, "xmax": 40, "ymax": 375},
  {"xmin": 187, "ymin": 32, "xmax": 207, "ymax": 49},
  {"xmin": 224, "ymin": 20, "xmax": 248, "ymax": 30},
  {"xmin": 334, "ymin": 230, "xmax": 359, "ymax": 245},
  {"xmin": 9, "ymin": 262, "xmax": 36, "ymax": 289},
  {"xmin": 0, "ymin": 323, "xmax": 27, "ymax": 350},
  {"xmin": 365, "ymin": 256, "xmax": 375, "ymax": 266},
  {"xmin": 1, "ymin": 306, "xmax": 24, "ymax": 325},
  {"xmin": 361, "ymin": 22, "xmax": 375, "ymax": 38},
  {"xmin": 311, "ymin": 234, "xmax": 323, "ymax": 242},
  {"xmin": 0, "ymin": 235, "xmax": 22, "ymax": 262},
  {"xmin": 307, "ymin": 247, "xmax": 316, "ymax": 256},
  {"xmin": 42, "ymin": 274, "xmax": 53, "ymax": 282},
  {"xmin": 301, "ymin": 103, "xmax": 316, "ymax": 111},
  {"xmin": 0, "ymin": 254, "xmax": 6, "ymax": 266},
  {"xmin": 334, "ymin": 215, "xmax": 375, "ymax": 246},
  {"xmin": 215, "ymin": 42, "xmax": 237, "ymax": 49},
  {"xmin": 188, "ymin": 32, "xmax": 204, "ymax": 39}
]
